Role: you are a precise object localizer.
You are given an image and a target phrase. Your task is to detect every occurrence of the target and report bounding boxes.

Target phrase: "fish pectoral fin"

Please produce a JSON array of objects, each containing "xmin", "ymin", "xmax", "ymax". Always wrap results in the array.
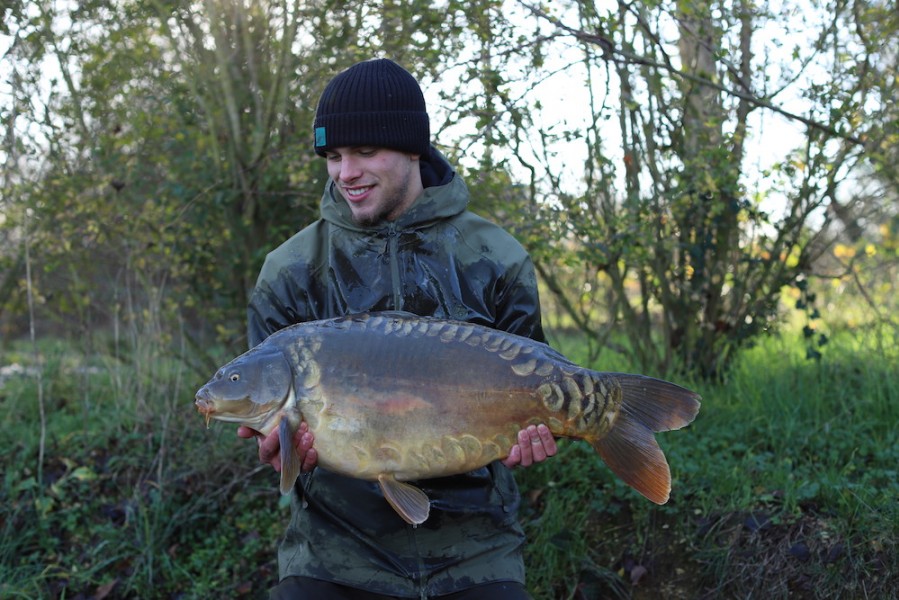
[
  {"xmin": 278, "ymin": 417, "xmax": 301, "ymax": 495},
  {"xmin": 377, "ymin": 474, "xmax": 430, "ymax": 525}
]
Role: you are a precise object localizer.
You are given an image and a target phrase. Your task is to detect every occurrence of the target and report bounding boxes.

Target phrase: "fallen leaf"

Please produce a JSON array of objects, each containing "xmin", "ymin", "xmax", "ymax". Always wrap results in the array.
[
  {"xmin": 95, "ymin": 579, "xmax": 118, "ymax": 600},
  {"xmin": 630, "ymin": 565, "xmax": 648, "ymax": 586}
]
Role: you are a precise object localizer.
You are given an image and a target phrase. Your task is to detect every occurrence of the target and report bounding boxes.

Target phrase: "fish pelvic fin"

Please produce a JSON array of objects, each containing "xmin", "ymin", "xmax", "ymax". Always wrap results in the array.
[
  {"xmin": 278, "ymin": 416, "xmax": 301, "ymax": 495},
  {"xmin": 594, "ymin": 376, "xmax": 701, "ymax": 505},
  {"xmin": 377, "ymin": 474, "xmax": 430, "ymax": 525}
]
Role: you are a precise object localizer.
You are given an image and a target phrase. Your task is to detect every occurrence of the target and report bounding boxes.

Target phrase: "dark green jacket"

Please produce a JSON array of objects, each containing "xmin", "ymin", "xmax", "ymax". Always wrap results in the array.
[{"xmin": 247, "ymin": 148, "xmax": 544, "ymax": 598}]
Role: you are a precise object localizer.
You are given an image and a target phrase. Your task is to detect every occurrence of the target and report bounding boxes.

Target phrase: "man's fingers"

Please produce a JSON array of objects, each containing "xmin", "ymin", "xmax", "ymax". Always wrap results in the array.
[
  {"xmin": 298, "ymin": 431, "xmax": 315, "ymax": 471},
  {"xmin": 525, "ymin": 425, "xmax": 548, "ymax": 462},
  {"xmin": 503, "ymin": 424, "xmax": 557, "ymax": 469},
  {"xmin": 517, "ymin": 428, "xmax": 534, "ymax": 466},
  {"xmin": 239, "ymin": 420, "xmax": 318, "ymax": 475},
  {"xmin": 302, "ymin": 447, "xmax": 318, "ymax": 473},
  {"xmin": 258, "ymin": 429, "xmax": 282, "ymax": 470},
  {"xmin": 294, "ymin": 424, "xmax": 317, "ymax": 473},
  {"xmin": 536, "ymin": 423, "xmax": 557, "ymax": 458},
  {"xmin": 236, "ymin": 425, "xmax": 258, "ymax": 439},
  {"xmin": 502, "ymin": 444, "xmax": 522, "ymax": 468}
]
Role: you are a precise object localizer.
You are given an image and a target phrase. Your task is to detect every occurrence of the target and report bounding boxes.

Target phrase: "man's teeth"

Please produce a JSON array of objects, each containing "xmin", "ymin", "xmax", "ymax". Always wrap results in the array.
[{"xmin": 347, "ymin": 187, "xmax": 370, "ymax": 197}]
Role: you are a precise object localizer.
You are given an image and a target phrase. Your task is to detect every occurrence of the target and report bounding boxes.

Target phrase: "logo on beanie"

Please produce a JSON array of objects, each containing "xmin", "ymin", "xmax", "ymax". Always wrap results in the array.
[{"xmin": 315, "ymin": 127, "xmax": 327, "ymax": 148}]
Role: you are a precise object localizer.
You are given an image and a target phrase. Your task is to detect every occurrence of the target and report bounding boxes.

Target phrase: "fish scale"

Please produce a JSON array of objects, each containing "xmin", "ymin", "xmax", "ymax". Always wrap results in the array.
[{"xmin": 195, "ymin": 311, "xmax": 701, "ymax": 525}]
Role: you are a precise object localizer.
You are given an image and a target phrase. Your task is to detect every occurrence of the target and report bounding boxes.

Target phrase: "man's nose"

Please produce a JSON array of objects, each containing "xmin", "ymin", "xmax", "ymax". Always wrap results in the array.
[{"xmin": 338, "ymin": 156, "xmax": 362, "ymax": 181}]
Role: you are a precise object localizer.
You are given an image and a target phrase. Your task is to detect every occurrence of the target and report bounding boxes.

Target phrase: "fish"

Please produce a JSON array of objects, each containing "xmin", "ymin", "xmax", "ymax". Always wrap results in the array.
[{"xmin": 195, "ymin": 311, "xmax": 701, "ymax": 525}]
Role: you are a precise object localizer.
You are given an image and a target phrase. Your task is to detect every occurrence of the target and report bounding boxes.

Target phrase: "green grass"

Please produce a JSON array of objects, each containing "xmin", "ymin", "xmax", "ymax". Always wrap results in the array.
[
  {"xmin": 520, "ymin": 326, "xmax": 898, "ymax": 599},
  {"xmin": 1, "ymin": 324, "xmax": 896, "ymax": 599}
]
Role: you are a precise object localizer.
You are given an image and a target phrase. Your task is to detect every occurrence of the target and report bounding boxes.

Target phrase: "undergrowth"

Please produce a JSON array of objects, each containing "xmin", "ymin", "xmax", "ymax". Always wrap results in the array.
[
  {"xmin": 518, "ymin": 325, "xmax": 897, "ymax": 599},
  {"xmin": 0, "ymin": 324, "xmax": 896, "ymax": 599}
]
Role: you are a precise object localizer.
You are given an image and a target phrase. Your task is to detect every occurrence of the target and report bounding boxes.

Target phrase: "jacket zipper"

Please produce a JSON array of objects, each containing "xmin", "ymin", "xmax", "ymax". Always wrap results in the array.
[
  {"xmin": 387, "ymin": 223, "xmax": 425, "ymax": 598},
  {"xmin": 386, "ymin": 224, "xmax": 403, "ymax": 311},
  {"xmin": 406, "ymin": 525, "xmax": 428, "ymax": 600}
]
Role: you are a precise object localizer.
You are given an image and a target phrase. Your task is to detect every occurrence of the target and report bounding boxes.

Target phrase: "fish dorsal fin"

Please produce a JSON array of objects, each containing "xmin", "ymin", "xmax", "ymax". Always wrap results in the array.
[
  {"xmin": 279, "ymin": 417, "xmax": 301, "ymax": 495},
  {"xmin": 377, "ymin": 474, "xmax": 430, "ymax": 525}
]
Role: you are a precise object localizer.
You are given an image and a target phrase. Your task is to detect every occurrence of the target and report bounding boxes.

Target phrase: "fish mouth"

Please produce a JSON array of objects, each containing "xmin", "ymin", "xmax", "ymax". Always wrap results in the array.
[{"xmin": 195, "ymin": 388, "xmax": 215, "ymax": 428}]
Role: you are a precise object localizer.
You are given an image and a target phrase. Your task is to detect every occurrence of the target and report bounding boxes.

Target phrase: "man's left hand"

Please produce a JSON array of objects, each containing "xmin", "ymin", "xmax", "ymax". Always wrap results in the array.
[{"xmin": 502, "ymin": 424, "xmax": 557, "ymax": 468}]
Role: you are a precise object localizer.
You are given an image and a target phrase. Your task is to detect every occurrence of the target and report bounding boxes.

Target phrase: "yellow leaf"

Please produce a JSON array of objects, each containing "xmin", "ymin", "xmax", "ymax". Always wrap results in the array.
[
  {"xmin": 833, "ymin": 244, "xmax": 855, "ymax": 259},
  {"xmin": 71, "ymin": 466, "xmax": 98, "ymax": 481}
]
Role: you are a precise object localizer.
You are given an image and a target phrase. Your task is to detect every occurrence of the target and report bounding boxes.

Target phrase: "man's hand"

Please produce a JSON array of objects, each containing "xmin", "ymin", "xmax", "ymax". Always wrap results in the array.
[
  {"xmin": 502, "ymin": 424, "xmax": 557, "ymax": 468},
  {"xmin": 237, "ymin": 422, "xmax": 318, "ymax": 474}
]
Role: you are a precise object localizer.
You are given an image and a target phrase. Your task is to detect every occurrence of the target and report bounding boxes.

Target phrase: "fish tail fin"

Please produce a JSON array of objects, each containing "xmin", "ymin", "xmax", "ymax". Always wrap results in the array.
[
  {"xmin": 278, "ymin": 416, "xmax": 302, "ymax": 495},
  {"xmin": 593, "ymin": 376, "xmax": 701, "ymax": 504}
]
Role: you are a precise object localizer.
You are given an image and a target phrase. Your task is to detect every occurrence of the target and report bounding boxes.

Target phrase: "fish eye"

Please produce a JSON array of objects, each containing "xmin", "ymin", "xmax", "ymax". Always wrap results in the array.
[{"xmin": 229, "ymin": 373, "xmax": 240, "ymax": 382}]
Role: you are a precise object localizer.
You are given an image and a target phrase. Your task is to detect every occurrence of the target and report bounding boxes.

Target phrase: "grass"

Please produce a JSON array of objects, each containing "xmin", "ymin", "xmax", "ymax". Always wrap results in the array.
[
  {"xmin": 519, "ymin": 325, "xmax": 898, "ymax": 599},
  {"xmin": 0, "ymin": 323, "xmax": 896, "ymax": 599}
]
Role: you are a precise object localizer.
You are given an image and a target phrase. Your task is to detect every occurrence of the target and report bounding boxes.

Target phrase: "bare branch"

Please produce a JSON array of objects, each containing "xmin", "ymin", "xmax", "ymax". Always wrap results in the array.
[{"xmin": 519, "ymin": 1, "xmax": 866, "ymax": 146}]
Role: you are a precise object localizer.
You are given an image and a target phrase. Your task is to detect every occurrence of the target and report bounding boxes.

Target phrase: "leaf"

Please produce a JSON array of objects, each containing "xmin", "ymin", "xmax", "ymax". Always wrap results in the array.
[
  {"xmin": 95, "ymin": 579, "xmax": 118, "ymax": 600},
  {"xmin": 15, "ymin": 476, "xmax": 38, "ymax": 493},
  {"xmin": 34, "ymin": 495, "xmax": 55, "ymax": 517},
  {"xmin": 71, "ymin": 466, "xmax": 97, "ymax": 481},
  {"xmin": 630, "ymin": 564, "xmax": 648, "ymax": 585}
]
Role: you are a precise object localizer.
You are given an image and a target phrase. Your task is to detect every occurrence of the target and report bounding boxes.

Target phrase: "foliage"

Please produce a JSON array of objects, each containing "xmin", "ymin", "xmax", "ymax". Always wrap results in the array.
[
  {"xmin": 437, "ymin": 0, "xmax": 899, "ymax": 379},
  {"xmin": 1, "ymin": 319, "xmax": 896, "ymax": 598},
  {"xmin": 519, "ymin": 322, "xmax": 898, "ymax": 599},
  {"xmin": 2, "ymin": 0, "xmax": 897, "ymax": 379},
  {"xmin": 0, "ymin": 0, "xmax": 494, "ymax": 358}
]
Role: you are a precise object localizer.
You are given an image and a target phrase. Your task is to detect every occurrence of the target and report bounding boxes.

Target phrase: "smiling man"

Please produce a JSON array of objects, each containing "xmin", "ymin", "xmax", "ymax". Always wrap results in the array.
[
  {"xmin": 324, "ymin": 146, "xmax": 423, "ymax": 226},
  {"xmin": 241, "ymin": 58, "xmax": 556, "ymax": 600}
]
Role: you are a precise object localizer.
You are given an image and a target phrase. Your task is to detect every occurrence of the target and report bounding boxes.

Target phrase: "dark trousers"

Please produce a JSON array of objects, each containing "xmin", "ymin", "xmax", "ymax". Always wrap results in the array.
[{"xmin": 269, "ymin": 576, "xmax": 532, "ymax": 599}]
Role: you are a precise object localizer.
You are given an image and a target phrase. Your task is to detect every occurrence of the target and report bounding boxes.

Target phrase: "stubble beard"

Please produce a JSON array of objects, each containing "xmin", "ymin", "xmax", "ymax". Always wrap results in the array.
[{"xmin": 351, "ymin": 174, "xmax": 412, "ymax": 227}]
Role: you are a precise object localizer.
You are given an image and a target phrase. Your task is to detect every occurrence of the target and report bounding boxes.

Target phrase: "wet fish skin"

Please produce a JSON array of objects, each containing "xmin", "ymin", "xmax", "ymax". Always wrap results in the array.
[{"xmin": 195, "ymin": 311, "xmax": 701, "ymax": 525}]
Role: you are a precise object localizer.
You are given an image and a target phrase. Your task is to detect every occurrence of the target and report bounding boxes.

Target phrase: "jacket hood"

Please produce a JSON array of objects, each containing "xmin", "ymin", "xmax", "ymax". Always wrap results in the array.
[{"xmin": 319, "ymin": 145, "xmax": 468, "ymax": 233}]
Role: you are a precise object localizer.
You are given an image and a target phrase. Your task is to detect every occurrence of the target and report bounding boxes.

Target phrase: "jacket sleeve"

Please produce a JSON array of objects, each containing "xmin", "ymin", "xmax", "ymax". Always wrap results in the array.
[
  {"xmin": 246, "ymin": 221, "xmax": 331, "ymax": 348},
  {"xmin": 246, "ymin": 256, "xmax": 313, "ymax": 349},
  {"xmin": 493, "ymin": 253, "xmax": 546, "ymax": 344}
]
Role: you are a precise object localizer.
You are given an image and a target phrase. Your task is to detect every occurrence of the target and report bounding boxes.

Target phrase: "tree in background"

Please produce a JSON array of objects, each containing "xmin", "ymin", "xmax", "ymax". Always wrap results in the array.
[
  {"xmin": 438, "ymin": 0, "xmax": 898, "ymax": 378},
  {"xmin": 0, "ymin": 0, "xmax": 476, "ymax": 366},
  {"xmin": 3, "ymin": 0, "xmax": 325, "ymax": 356}
]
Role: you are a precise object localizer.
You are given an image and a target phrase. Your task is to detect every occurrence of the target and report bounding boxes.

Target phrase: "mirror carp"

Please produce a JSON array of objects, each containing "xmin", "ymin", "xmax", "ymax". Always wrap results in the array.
[{"xmin": 195, "ymin": 311, "xmax": 701, "ymax": 525}]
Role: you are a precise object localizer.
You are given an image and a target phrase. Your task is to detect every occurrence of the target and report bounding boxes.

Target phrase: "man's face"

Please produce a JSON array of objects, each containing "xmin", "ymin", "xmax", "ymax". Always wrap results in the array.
[{"xmin": 325, "ymin": 147, "xmax": 423, "ymax": 226}]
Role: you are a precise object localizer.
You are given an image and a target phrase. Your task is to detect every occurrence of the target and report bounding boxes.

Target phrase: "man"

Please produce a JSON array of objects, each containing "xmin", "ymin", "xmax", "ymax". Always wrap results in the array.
[{"xmin": 238, "ymin": 58, "xmax": 557, "ymax": 600}]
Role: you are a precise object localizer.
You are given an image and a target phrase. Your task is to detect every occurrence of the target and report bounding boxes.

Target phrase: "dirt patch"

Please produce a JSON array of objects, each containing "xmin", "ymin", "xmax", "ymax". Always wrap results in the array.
[{"xmin": 567, "ymin": 507, "xmax": 896, "ymax": 600}]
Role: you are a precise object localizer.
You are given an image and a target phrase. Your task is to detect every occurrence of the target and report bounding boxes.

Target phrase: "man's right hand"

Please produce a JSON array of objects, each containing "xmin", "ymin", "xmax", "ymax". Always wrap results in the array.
[{"xmin": 237, "ymin": 422, "xmax": 318, "ymax": 474}]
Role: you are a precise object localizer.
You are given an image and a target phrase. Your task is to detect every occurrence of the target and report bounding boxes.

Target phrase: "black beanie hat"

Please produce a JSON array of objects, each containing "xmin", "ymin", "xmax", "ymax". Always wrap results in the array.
[{"xmin": 313, "ymin": 58, "xmax": 430, "ymax": 157}]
